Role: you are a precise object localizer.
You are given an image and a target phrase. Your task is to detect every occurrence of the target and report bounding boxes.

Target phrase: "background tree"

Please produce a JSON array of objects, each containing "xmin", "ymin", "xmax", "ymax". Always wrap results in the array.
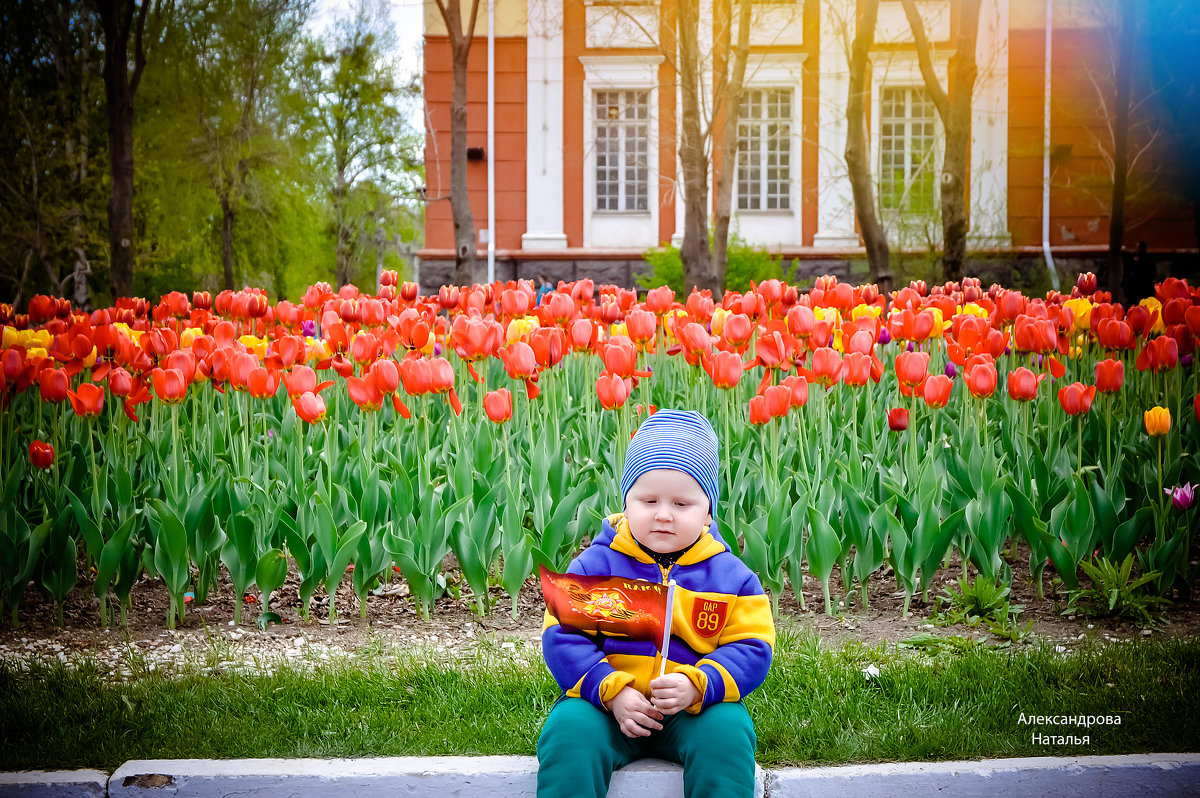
[
  {"xmin": 431, "ymin": 0, "xmax": 480, "ymax": 286},
  {"xmin": 844, "ymin": 0, "xmax": 892, "ymax": 292},
  {"xmin": 296, "ymin": 0, "xmax": 421, "ymax": 289},
  {"xmin": 95, "ymin": 0, "xmax": 161, "ymax": 300},
  {"xmin": 1105, "ymin": 0, "xmax": 1135, "ymax": 304},
  {"xmin": 0, "ymin": 1, "xmax": 108, "ymax": 308},
  {"xmin": 901, "ymin": 0, "xmax": 980, "ymax": 284}
]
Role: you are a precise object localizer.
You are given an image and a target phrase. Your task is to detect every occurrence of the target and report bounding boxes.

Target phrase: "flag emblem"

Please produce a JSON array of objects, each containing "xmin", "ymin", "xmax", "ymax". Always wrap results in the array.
[
  {"xmin": 691, "ymin": 598, "xmax": 729, "ymax": 638},
  {"xmin": 540, "ymin": 565, "xmax": 667, "ymax": 641}
]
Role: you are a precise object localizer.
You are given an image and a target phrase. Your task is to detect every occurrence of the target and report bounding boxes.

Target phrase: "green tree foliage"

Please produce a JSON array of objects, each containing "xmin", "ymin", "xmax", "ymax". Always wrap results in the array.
[
  {"xmin": 292, "ymin": 0, "xmax": 423, "ymax": 290},
  {"xmin": 0, "ymin": 0, "xmax": 423, "ymax": 307}
]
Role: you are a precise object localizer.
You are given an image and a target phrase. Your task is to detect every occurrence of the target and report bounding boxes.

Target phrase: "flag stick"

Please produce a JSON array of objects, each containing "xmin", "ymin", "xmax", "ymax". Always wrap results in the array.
[{"xmin": 658, "ymin": 579, "xmax": 677, "ymax": 678}]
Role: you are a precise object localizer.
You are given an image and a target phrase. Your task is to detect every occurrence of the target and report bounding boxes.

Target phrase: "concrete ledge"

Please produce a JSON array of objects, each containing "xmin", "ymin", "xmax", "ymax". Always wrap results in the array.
[
  {"xmin": 9, "ymin": 754, "xmax": 1198, "ymax": 797},
  {"xmin": 0, "ymin": 770, "xmax": 108, "ymax": 797},
  {"xmin": 769, "ymin": 754, "xmax": 1200, "ymax": 798},
  {"xmin": 108, "ymin": 756, "xmax": 765, "ymax": 797}
]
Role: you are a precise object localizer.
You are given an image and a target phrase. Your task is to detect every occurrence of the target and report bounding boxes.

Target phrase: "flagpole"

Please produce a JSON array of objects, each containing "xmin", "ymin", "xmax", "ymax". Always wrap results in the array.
[{"xmin": 658, "ymin": 579, "xmax": 677, "ymax": 678}]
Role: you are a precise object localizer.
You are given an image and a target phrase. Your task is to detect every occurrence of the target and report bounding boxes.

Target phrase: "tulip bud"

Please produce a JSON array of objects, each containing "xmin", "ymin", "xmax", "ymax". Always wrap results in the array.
[{"xmin": 887, "ymin": 407, "xmax": 909, "ymax": 432}]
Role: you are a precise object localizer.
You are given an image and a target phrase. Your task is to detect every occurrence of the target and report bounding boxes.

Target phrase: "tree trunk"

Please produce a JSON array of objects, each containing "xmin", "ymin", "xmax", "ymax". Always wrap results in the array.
[
  {"xmin": 845, "ymin": 0, "xmax": 892, "ymax": 293},
  {"xmin": 1106, "ymin": 0, "xmax": 1135, "ymax": 305},
  {"xmin": 677, "ymin": 0, "xmax": 715, "ymax": 294},
  {"xmin": 97, "ymin": 0, "xmax": 151, "ymax": 301},
  {"xmin": 712, "ymin": 0, "xmax": 753, "ymax": 299},
  {"xmin": 220, "ymin": 193, "xmax": 236, "ymax": 291},
  {"xmin": 434, "ymin": 0, "xmax": 481, "ymax": 287},
  {"xmin": 902, "ymin": 0, "xmax": 979, "ymax": 285},
  {"xmin": 449, "ymin": 39, "xmax": 477, "ymax": 286}
]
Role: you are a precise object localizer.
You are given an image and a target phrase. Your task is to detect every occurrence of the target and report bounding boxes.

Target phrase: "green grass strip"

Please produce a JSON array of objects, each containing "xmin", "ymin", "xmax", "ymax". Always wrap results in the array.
[{"xmin": 3, "ymin": 632, "xmax": 1199, "ymax": 771}]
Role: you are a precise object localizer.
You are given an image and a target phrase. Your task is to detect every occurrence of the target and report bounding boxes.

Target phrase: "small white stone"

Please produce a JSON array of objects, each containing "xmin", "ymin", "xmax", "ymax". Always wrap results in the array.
[
  {"xmin": 1055, "ymin": 645, "xmax": 1066, "ymax": 653},
  {"xmin": 1087, "ymin": 624, "xmax": 1094, "ymax": 629},
  {"xmin": 228, "ymin": 621, "xmax": 236, "ymax": 627},
  {"xmin": 169, "ymin": 644, "xmax": 182, "ymax": 653}
]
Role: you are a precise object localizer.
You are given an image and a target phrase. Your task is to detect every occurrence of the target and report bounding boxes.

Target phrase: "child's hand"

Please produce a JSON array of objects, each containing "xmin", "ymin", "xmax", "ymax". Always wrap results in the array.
[
  {"xmin": 608, "ymin": 686, "xmax": 664, "ymax": 738},
  {"xmin": 649, "ymin": 673, "xmax": 699, "ymax": 715}
]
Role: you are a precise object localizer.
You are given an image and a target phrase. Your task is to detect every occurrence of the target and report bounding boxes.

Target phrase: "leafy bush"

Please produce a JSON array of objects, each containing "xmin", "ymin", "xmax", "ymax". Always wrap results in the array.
[
  {"xmin": 1064, "ymin": 555, "xmax": 1172, "ymax": 628},
  {"xmin": 933, "ymin": 576, "xmax": 1030, "ymax": 642},
  {"xmin": 639, "ymin": 233, "xmax": 807, "ymax": 296}
]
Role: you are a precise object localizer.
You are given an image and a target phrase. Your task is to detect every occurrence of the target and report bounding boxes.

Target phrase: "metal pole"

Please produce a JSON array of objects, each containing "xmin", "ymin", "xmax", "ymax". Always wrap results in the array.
[
  {"xmin": 1042, "ymin": 0, "xmax": 1059, "ymax": 291},
  {"xmin": 487, "ymin": 0, "xmax": 496, "ymax": 283}
]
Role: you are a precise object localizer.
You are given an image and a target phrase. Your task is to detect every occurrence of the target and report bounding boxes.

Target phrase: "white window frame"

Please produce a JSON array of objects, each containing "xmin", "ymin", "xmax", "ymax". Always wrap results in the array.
[
  {"xmin": 594, "ymin": 89, "xmax": 652, "ymax": 213},
  {"xmin": 869, "ymin": 53, "xmax": 948, "ymax": 247},
  {"xmin": 728, "ymin": 54, "xmax": 805, "ymax": 249},
  {"xmin": 581, "ymin": 55, "xmax": 663, "ymax": 248},
  {"xmin": 877, "ymin": 85, "xmax": 938, "ymax": 215},
  {"xmin": 737, "ymin": 87, "xmax": 794, "ymax": 212}
]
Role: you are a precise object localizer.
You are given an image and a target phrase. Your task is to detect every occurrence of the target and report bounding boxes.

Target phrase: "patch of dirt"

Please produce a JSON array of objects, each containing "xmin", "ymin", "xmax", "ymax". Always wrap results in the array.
[{"xmin": 2, "ymin": 540, "xmax": 1198, "ymax": 674}]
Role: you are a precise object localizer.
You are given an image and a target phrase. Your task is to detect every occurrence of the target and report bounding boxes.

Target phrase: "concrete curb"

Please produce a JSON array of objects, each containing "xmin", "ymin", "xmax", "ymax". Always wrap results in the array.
[
  {"xmin": 6, "ymin": 754, "xmax": 1198, "ymax": 797},
  {"xmin": 0, "ymin": 769, "xmax": 107, "ymax": 797},
  {"xmin": 768, "ymin": 754, "xmax": 1200, "ymax": 797}
]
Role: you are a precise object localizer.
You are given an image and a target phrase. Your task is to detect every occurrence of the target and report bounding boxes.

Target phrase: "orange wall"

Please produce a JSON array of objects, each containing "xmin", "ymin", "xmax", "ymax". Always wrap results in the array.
[
  {"xmin": 424, "ymin": 37, "xmax": 527, "ymax": 252},
  {"xmin": 1009, "ymin": 26, "xmax": 1196, "ymax": 249}
]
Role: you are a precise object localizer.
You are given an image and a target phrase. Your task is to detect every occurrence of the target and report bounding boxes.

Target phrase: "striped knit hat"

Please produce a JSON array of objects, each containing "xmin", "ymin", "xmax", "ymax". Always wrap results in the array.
[{"xmin": 621, "ymin": 409, "xmax": 720, "ymax": 515}]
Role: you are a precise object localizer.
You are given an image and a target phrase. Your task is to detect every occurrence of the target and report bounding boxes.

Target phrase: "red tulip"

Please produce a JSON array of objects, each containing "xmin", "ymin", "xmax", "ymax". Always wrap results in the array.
[
  {"xmin": 369, "ymin": 358, "xmax": 400, "ymax": 394},
  {"xmin": 400, "ymin": 357, "xmax": 433, "ymax": 397},
  {"xmin": 645, "ymin": 286, "xmax": 674, "ymax": 315},
  {"xmin": 294, "ymin": 391, "xmax": 327, "ymax": 424},
  {"xmin": 428, "ymin": 357, "xmax": 462, "ymax": 415},
  {"xmin": 530, "ymin": 326, "xmax": 567, "ymax": 368},
  {"xmin": 38, "ymin": 367, "xmax": 69, "ymax": 403},
  {"xmin": 596, "ymin": 371, "xmax": 630, "ymax": 410},
  {"xmin": 895, "ymin": 350, "xmax": 930, "ymax": 394},
  {"xmin": 764, "ymin": 384, "xmax": 791, "ymax": 418},
  {"xmin": 922, "ymin": 374, "xmax": 952, "ymax": 408},
  {"xmin": 1095, "ymin": 358, "xmax": 1124, "ymax": 393},
  {"xmin": 964, "ymin": 355, "xmax": 998, "ymax": 398},
  {"xmin": 626, "ymin": 309, "xmax": 657, "ymax": 346},
  {"xmin": 1006, "ymin": 367, "xmax": 1044, "ymax": 402},
  {"xmin": 811, "ymin": 347, "xmax": 842, "ymax": 389},
  {"xmin": 600, "ymin": 336, "xmax": 648, "ymax": 379},
  {"xmin": 887, "ymin": 407, "xmax": 909, "ymax": 431},
  {"xmin": 567, "ymin": 318, "xmax": 598, "ymax": 352},
  {"xmin": 1135, "ymin": 335, "xmax": 1178, "ymax": 373},
  {"xmin": 499, "ymin": 341, "xmax": 537, "ymax": 380},
  {"xmin": 676, "ymin": 322, "xmax": 712, "ymax": 365},
  {"xmin": 1057, "ymin": 382, "xmax": 1097, "ymax": 416},
  {"xmin": 842, "ymin": 352, "xmax": 872, "ymax": 387},
  {"xmin": 722, "ymin": 313, "xmax": 753, "ymax": 348},
  {"xmin": 152, "ymin": 367, "xmax": 188, "ymax": 404},
  {"xmin": 67, "ymin": 382, "xmax": 104, "ymax": 418},
  {"xmin": 1194, "ymin": 393, "xmax": 1200, "ymax": 425},
  {"xmin": 703, "ymin": 350, "xmax": 743, "ymax": 390},
  {"xmin": 163, "ymin": 349, "xmax": 197, "ymax": 384},
  {"xmin": 347, "ymin": 373, "xmax": 385, "ymax": 411},
  {"xmin": 783, "ymin": 375, "xmax": 809, "ymax": 408},
  {"xmin": 484, "ymin": 388, "xmax": 513, "ymax": 424},
  {"xmin": 748, "ymin": 394, "xmax": 771, "ymax": 425},
  {"xmin": 29, "ymin": 440, "xmax": 54, "ymax": 469},
  {"xmin": 283, "ymin": 365, "xmax": 334, "ymax": 399},
  {"xmin": 350, "ymin": 331, "xmax": 381, "ymax": 366},
  {"xmin": 247, "ymin": 367, "xmax": 280, "ymax": 400},
  {"xmin": 1095, "ymin": 318, "xmax": 1134, "ymax": 350}
]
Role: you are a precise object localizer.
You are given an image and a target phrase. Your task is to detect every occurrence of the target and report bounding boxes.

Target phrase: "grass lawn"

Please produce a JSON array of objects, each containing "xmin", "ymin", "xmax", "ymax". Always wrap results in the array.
[{"xmin": 3, "ymin": 630, "xmax": 1198, "ymax": 771}]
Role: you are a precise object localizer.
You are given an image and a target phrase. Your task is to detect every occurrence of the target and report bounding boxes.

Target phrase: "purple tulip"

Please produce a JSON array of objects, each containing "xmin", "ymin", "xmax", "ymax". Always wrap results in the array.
[
  {"xmin": 1166, "ymin": 483, "xmax": 1195, "ymax": 511},
  {"xmin": 1183, "ymin": 354, "xmax": 1194, "ymax": 368},
  {"xmin": 906, "ymin": 341, "xmax": 915, "ymax": 352},
  {"xmin": 944, "ymin": 361, "xmax": 957, "ymax": 379},
  {"xmin": 878, "ymin": 328, "xmax": 892, "ymax": 345},
  {"xmin": 301, "ymin": 319, "xmax": 316, "ymax": 337},
  {"xmin": 434, "ymin": 342, "xmax": 443, "ymax": 356}
]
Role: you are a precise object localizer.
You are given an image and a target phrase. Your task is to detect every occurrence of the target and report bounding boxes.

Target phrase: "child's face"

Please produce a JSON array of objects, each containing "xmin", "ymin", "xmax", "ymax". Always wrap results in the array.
[{"xmin": 624, "ymin": 468, "xmax": 712, "ymax": 554}]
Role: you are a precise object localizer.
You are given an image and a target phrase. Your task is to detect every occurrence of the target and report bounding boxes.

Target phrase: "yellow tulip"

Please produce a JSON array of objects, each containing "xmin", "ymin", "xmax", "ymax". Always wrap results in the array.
[
  {"xmin": 1, "ymin": 326, "xmax": 18, "ymax": 349},
  {"xmin": 710, "ymin": 307, "xmax": 731, "ymax": 337},
  {"xmin": 1144, "ymin": 406, "xmax": 1171, "ymax": 437},
  {"xmin": 180, "ymin": 327, "xmax": 205, "ymax": 349}
]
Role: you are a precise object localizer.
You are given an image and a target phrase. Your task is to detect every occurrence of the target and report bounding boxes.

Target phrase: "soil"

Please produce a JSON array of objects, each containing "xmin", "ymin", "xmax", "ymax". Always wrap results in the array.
[{"xmin": 3, "ymin": 539, "xmax": 1199, "ymax": 676}]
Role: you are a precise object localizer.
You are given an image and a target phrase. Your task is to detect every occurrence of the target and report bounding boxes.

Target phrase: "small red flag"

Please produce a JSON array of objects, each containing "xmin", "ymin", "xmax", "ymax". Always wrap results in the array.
[{"xmin": 540, "ymin": 565, "xmax": 668, "ymax": 641}]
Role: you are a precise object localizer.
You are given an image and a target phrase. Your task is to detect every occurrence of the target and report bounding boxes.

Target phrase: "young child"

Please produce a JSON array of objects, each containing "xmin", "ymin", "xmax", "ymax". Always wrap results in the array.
[{"xmin": 537, "ymin": 409, "xmax": 775, "ymax": 798}]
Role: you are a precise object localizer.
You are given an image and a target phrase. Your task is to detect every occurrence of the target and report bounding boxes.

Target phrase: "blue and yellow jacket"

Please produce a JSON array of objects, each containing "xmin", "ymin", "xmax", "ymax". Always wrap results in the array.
[{"xmin": 541, "ymin": 513, "xmax": 775, "ymax": 714}]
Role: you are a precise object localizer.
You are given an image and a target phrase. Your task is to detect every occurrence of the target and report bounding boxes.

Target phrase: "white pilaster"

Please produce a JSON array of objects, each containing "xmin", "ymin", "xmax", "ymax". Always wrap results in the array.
[
  {"xmin": 968, "ymin": 0, "xmax": 1013, "ymax": 248},
  {"xmin": 813, "ymin": 0, "xmax": 861, "ymax": 248},
  {"xmin": 523, "ymin": 0, "xmax": 568, "ymax": 250}
]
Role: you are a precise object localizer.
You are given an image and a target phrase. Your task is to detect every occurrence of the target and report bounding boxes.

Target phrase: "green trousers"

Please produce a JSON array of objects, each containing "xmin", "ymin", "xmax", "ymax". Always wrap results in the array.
[{"xmin": 536, "ymin": 696, "xmax": 757, "ymax": 798}]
